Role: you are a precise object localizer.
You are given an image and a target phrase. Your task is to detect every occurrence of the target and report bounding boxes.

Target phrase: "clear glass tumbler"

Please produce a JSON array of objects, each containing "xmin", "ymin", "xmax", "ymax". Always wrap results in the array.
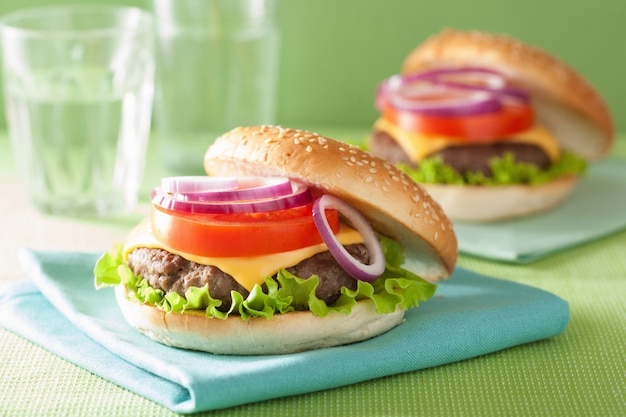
[
  {"xmin": 150, "ymin": 0, "xmax": 279, "ymax": 174},
  {"xmin": 0, "ymin": 5, "xmax": 155, "ymax": 218}
]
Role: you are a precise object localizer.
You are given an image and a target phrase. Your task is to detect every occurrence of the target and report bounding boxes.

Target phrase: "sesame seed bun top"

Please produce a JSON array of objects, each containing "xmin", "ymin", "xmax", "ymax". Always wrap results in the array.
[
  {"xmin": 204, "ymin": 125, "xmax": 457, "ymax": 281},
  {"xmin": 402, "ymin": 28, "xmax": 614, "ymax": 161}
]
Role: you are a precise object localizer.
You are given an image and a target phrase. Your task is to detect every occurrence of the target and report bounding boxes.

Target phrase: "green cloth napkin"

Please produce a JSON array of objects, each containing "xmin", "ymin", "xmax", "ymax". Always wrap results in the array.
[
  {"xmin": 0, "ymin": 249, "xmax": 570, "ymax": 413},
  {"xmin": 455, "ymin": 158, "xmax": 626, "ymax": 263}
]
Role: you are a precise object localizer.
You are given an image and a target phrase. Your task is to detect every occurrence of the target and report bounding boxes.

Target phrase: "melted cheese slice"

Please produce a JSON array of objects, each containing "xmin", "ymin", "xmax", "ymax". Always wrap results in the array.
[
  {"xmin": 123, "ymin": 219, "xmax": 365, "ymax": 292},
  {"xmin": 374, "ymin": 118, "xmax": 561, "ymax": 163}
]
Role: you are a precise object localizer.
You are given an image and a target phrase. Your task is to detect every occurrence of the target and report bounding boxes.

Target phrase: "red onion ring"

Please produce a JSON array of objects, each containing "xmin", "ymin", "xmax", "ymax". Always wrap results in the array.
[
  {"xmin": 312, "ymin": 195, "xmax": 385, "ymax": 282},
  {"xmin": 376, "ymin": 66, "xmax": 529, "ymax": 117},
  {"xmin": 416, "ymin": 67, "xmax": 529, "ymax": 99},
  {"xmin": 151, "ymin": 180, "xmax": 313, "ymax": 214},
  {"xmin": 182, "ymin": 177, "xmax": 292, "ymax": 202},
  {"xmin": 401, "ymin": 66, "xmax": 506, "ymax": 86},
  {"xmin": 435, "ymin": 81, "xmax": 529, "ymax": 101},
  {"xmin": 161, "ymin": 176, "xmax": 239, "ymax": 194},
  {"xmin": 378, "ymin": 74, "xmax": 501, "ymax": 117},
  {"xmin": 389, "ymin": 81, "xmax": 503, "ymax": 116}
]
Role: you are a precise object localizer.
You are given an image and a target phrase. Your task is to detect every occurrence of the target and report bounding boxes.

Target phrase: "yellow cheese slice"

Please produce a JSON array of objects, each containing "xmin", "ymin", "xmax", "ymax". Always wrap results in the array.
[
  {"xmin": 122, "ymin": 219, "xmax": 365, "ymax": 292},
  {"xmin": 374, "ymin": 117, "xmax": 561, "ymax": 163}
]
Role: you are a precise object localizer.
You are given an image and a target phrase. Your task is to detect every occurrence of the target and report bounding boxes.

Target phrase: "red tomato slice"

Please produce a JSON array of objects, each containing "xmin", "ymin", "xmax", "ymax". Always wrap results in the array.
[
  {"xmin": 383, "ymin": 100, "xmax": 534, "ymax": 141},
  {"xmin": 151, "ymin": 202, "xmax": 340, "ymax": 258}
]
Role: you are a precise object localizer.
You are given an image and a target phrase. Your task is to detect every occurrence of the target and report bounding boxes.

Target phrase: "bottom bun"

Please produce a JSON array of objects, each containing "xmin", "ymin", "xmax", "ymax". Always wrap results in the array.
[
  {"xmin": 422, "ymin": 175, "xmax": 578, "ymax": 222},
  {"xmin": 115, "ymin": 285, "xmax": 405, "ymax": 355}
]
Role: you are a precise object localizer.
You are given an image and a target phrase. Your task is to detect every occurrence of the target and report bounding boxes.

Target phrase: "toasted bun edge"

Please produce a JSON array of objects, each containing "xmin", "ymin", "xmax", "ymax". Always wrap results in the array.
[
  {"xmin": 115, "ymin": 285, "xmax": 405, "ymax": 355},
  {"xmin": 421, "ymin": 174, "xmax": 579, "ymax": 222}
]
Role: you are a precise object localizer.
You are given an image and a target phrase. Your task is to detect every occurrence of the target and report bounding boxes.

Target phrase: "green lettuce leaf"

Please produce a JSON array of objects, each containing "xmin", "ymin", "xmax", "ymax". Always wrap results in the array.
[
  {"xmin": 400, "ymin": 151, "xmax": 587, "ymax": 186},
  {"xmin": 93, "ymin": 236, "xmax": 437, "ymax": 320}
]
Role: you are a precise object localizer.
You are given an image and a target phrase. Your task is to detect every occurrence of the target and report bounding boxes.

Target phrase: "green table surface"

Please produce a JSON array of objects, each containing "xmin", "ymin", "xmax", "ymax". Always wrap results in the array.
[{"xmin": 0, "ymin": 128, "xmax": 625, "ymax": 417}]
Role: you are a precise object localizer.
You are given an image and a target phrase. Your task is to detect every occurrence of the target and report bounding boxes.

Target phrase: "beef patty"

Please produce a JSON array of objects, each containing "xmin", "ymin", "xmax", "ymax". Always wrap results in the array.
[
  {"xmin": 127, "ymin": 245, "xmax": 368, "ymax": 311},
  {"xmin": 370, "ymin": 130, "xmax": 551, "ymax": 176}
]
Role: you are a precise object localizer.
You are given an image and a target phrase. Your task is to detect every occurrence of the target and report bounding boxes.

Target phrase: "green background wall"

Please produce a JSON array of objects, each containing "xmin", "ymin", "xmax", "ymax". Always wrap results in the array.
[{"xmin": 1, "ymin": 0, "xmax": 624, "ymax": 132}]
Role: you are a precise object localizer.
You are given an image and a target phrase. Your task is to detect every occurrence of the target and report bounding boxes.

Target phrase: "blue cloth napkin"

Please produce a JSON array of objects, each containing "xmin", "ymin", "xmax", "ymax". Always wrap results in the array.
[
  {"xmin": 0, "ymin": 249, "xmax": 570, "ymax": 413},
  {"xmin": 454, "ymin": 158, "xmax": 626, "ymax": 263}
]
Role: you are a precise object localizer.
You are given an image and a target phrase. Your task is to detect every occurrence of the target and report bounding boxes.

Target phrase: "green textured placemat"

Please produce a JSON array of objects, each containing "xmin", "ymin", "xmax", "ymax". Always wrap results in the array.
[
  {"xmin": 1, "ymin": 131, "xmax": 624, "ymax": 416},
  {"xmin": 1, "ymin": 231, "xmax": 625, "ymax": 416},
  {"xmin": 1, "ymin": 249, "xmax": 571, "ymax": 413}
]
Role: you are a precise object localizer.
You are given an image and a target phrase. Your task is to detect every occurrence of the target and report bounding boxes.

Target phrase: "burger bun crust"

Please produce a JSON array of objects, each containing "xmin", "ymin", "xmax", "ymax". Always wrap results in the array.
[
  {"xmin": 422, "ymin": 175, "xmax": 578, "ymax": 222},
  {"xmin": 115, "ymin": 285, "xmax": 405, "ymax": 355}
]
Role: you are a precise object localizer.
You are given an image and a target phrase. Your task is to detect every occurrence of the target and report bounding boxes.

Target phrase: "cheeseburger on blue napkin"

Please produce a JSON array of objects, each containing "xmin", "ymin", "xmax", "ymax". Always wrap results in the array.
[{"xmin": 95, "ymin": 126, "xmax": 457, "ymax": 355}]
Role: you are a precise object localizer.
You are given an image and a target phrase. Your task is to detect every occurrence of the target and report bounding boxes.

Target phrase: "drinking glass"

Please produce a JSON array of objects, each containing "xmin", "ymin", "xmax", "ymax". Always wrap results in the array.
[
  {"xmin": 150, "ymin": 0, "xmax": 279, "ymax": 174},
  {"xmin": 0, "ymin": 5, "xmax": 155, "ymax": 218}
]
